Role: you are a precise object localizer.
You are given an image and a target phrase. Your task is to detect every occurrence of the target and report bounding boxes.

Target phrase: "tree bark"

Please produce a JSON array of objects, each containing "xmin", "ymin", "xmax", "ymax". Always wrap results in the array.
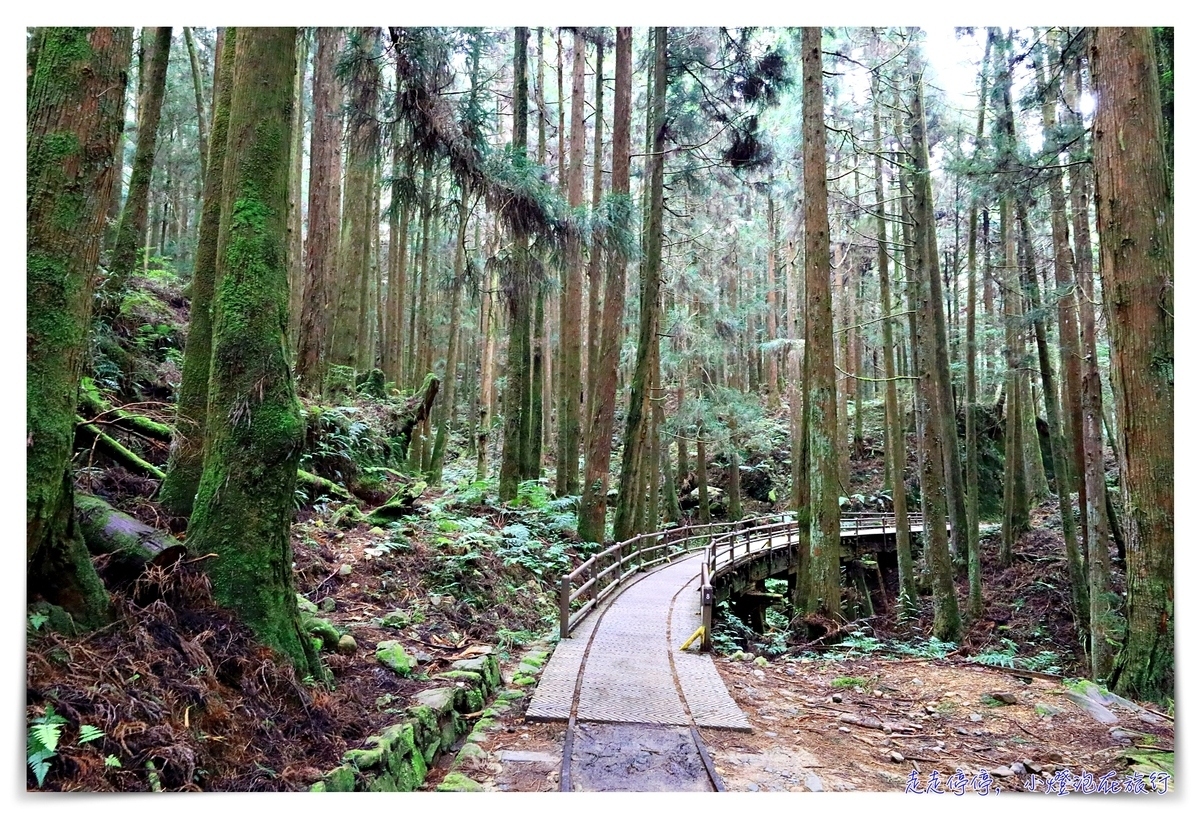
[
  {"xmin": 1093, "ymin": 27, "xmax": 1173, "ymax": 702},
  {"xmin": 801, "ymin": 27, "xmax": 841, "ymax": 621},
  {"xmin": 27, "ymin": 27, "xmax": 132, "ymax": 628},
  {"xmin": 578, "ymin": 28, "xmax": 631, "ymax": 543},
  {"xmin": 105, "ymin": 27, "xmax": 171, "ymax": 305},
  {"xmin": 159, "ymin": 28, "xmax": 236, "ymax": 516},
  {"xmin": 555, "ymin": 29, "xmax": 587, "ymax": 496},
  {"xmin": 295, "ymin": 28, "xmax": 344, "ymax": 394},
  {"xmin": 613, "ymin": 27, "xmax": 665, "ymax": 543},
  {"xmin": 906, "ymin": 55, "xmax": 961, "ymax": 642},
  {"xmin": 185, "ymin": 27, "xmax": 319, "ymax": 679}
]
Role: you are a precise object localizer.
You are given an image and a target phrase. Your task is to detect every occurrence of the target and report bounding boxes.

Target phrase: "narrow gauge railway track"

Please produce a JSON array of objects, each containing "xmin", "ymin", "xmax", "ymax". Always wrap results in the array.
[{"xmin": 555, "ymin": 555, "xmax": 725, "ymax": 792}]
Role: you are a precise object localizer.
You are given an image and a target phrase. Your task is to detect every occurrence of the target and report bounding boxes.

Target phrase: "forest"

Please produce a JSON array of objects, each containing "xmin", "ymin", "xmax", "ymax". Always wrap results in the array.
[{"xmin": 26, "ymin": 25, "xmax": 1173, "ymax": 793}]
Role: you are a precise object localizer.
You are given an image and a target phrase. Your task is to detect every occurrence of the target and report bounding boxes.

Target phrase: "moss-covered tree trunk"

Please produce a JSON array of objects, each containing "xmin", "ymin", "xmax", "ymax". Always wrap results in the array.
[
  {"xmin": 613, "ymin": 26, "xmax": 666, "ymax": 543},
  {"xmin": 104, "ymin": 27, "xmax": 171, "ymax": 304},
  {"xmin": 429, "ymin": 185, "xmax": 469, "ymax": 484},
  {"xmin": 27, "ymin": 27, "xmax": 132, "ymax": 628},
  {"xmin": 801, "ymin": 27, "xmax": 841, "ymax": 621},
  {"xmin": 185, "ymin": 27, "xmax": 318, "ymax": 679},
  {"xmin": 1093, "ymin": 27, "xmax": 1174, "ymax": 702},
  {"xmin": 577, "ymin": 27, "xmax": 631, "ymax": 544},
  {"xmin": 160, "ymin": 27, "xmax": 236, "ymax": 517},
  {"xmin": 296, "ymin": 27, "xmax": 344, "ymax": 394},
  {"xmin": 999, "ymin": 197, "xmax": 1027, "ymax": 566}
]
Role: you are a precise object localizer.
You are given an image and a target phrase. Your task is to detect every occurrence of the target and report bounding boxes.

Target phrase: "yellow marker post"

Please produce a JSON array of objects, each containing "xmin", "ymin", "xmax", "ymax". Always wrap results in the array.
[{"xmin": 679, "ymin": 625, "xmax": 705, "ymax": 651}]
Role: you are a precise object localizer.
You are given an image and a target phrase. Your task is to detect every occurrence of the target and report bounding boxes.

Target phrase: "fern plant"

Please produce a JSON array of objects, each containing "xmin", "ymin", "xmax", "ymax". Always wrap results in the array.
[{"xmin": 27, "ymin": 705, "xmax": 67, "ymax": 787}]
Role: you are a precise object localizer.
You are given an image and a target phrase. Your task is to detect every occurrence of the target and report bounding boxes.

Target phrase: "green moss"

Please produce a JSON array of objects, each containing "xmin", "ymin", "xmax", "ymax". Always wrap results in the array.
[
  {"xmin": 322, "ymin": 765, "xmax": 357, "ymax": 792},
  {"xmin": 433, "ymin": 669, "xmax": 482, "ymax": 686},
  {"xmin": 437, "ymin": 772, "xmax": 484, "ymax": 792}
]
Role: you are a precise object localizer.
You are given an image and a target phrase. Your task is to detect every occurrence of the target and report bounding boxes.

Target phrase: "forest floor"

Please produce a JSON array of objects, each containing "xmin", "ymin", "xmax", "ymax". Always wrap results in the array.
[{"xmin": 27, "ymin": 406, "xmax": 1174, "ymax": 793}]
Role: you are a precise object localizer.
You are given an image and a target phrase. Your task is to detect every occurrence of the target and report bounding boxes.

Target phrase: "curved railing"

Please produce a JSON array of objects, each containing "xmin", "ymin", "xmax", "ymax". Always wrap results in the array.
[{"xmin": 558, "ymin": 511, "xmax": 924, "ymax": 642}]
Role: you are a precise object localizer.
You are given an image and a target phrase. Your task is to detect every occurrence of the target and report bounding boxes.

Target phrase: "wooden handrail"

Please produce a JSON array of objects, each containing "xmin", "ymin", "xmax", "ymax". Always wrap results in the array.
[{"xmin": 558, "ymin": 510, "xmax": 933, "ymax": 639}]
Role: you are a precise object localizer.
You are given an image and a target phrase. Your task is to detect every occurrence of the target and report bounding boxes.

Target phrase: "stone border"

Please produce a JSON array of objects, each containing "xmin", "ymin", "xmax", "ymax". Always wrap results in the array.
[{"xmin": 311, "ymin": 647, "xmax": 502, "ymax": 792}]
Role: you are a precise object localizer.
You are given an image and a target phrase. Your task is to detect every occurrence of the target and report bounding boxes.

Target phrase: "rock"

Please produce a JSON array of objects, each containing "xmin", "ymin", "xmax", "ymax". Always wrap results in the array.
[
  {"xmin": 380, "ymin": 609, "xmax": 411, "ymax": 629},
  {"xmin": 970, "ymin": 713, "xmax": 983, "ymax": 722},
  {"xmin": 764, "ymin": 731, "xmax": 778, "ymax": 738},
  {"xmin": 753, "ymin": 669, "xmax": 766, "ymax": 679},
  {"xmin": 436, "ymin": 772, "xmax": 484, "ymax": 792},
  {"xmin": 1010, "ymin": 763, "xmax": 1028, "ymax": 776},
  {"xmin": 956, "ymin": 727, "xmax": 968, "ymax": 735},
  {"xmin": 753, "ymin": 656, "xmax": 769, "ymax": 667},
  {"xmin": 336, "ymin": 634, "xmax": 358, "ymax": 654},
  {"xmin": 338, "ymin": 563, "xmax": 353, "ymax": 576},
  {"xmin": 1023, "ymin": 759, "xmax": 1042, "ymax": 773},
  {"xmin": 831, "ymin": 694, "xmax": 843, "ymax": 703},
  {"xmin": 888, "ymin": 751, "xmax": 905, "ymax": 763},
  {"xmin": 413, "ymin": 650, "xmax": 434, "ymax": 664},
  {"xmin": 990, "ymin": 766, "xmax": 1013, "ymax": 778},
  {"xmin": 304, "ymin": 617, "xmax": 341, "ymax": 651},
  {"xmin": 990, "ymin": 692, "xmax": 1018, "ymax": 705},
  {"xmin": 376, "ymin": 641, "xmax": 415, "ymax": 676},
  {"xmin": 1034, "ymin": 702, "xmax": 1064, "ymax": 717},
  {"xmin": 296, "ymin": 594, "xmax": 319, "ymax": 615},
  {"xmin": 319, "ymin": 597, "xmax": 337, "ymax": 612},
  {"xmin": 838, "ymin": 726, "xmax": 851, "ymax": 733},
  {"xmin": 805, "ymin": 773, "xmax": 825, "ymax": 792},
  {"xmin": 746, "ymin": 782, "xmax": 759, "ymax": 792},
  {"xmin": 911, "ymin": 678, "xmax": 924, "ymax": 686}
]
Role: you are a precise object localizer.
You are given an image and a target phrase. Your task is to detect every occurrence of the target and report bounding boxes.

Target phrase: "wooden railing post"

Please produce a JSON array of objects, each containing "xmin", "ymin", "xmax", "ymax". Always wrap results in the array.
[{"xmin": 560, "ymin": 575, "xmax": 571, "ymax": 638}]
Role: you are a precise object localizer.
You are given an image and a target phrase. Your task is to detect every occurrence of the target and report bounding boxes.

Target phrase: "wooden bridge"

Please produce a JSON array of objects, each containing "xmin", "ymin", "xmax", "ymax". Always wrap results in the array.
[{"xmin": 530, "ymin": 511, "xmax": 932, "ymax": 790}]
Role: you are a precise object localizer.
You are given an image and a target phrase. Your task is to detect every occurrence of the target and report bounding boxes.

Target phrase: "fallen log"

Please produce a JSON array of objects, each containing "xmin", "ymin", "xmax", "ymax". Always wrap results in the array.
[
  {"xmin": 297, "ymin": 468, "xmax": 352, "ymax": 501},
  {"xmin": 75, "ymin": 494, "xmax": 187, "ymax": 579},
  {"xmin": 78, "ymin": 378, "xmax": 173, "ymax": 442},
  {"xmin": 75, "ymin": 418, "xmax": 166, "ymax": 480}
]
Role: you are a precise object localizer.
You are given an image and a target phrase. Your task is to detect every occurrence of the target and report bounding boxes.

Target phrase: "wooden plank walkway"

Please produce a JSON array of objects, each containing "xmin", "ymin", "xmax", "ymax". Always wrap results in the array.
[{"xmin": 527, "ymin": 552, "xmax": 750, "ymax": 730}]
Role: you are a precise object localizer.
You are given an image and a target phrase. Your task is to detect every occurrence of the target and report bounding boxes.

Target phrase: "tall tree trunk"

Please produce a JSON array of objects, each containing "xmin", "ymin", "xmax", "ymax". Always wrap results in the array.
[
  {"xmin": 160, "ymin": 28, "xmax": 237, "ymax": 517},
  {"xmin": 329, "ymin": 27, "xmax": 380, "ymax": 376},
  {"xmin": 906, "ymin": 55, "xmax": 961, "ymax": 642},
  {"xmin": 765, "ymin": 188, "xmax": 780, "ymax": 410},
  {"xmin": 964, "ymin": 31, "xmax": 992, "ymax": 620},
  {"xmin": 286, "ymin": 30, "xmax": 308, "ymax": 352},
  {"xmin": 999, "ymin": 195, "xmax": 1028, "ymax": 565},
  {"xmin": 1065, "ymin": 41, "xmax": 1116, "ymax": 684},
  {"xmin": 429, "ymin": 186, "xmax": 469, "ymax": 484},
  {"xmin": 801, "ymin": 27, "xmax": 841, "ymax": 621},
  {"xmin": 499, "ymin": 26, "xmax": 532, "ymax": 503},
  {"xmin": 870, "ymin": 59, "xmax": 916, "ymax": 616},
  {"xmin": 295, "ymin": 27, "xmax": 344, "ymax": 394},
  {"xmin": 555, "ymin": 29, "xmax": 587, "ymax": 496},
  {"xmin": 183, "ymin": 26, "xmax": 208, "ymax": 181},
  {"xmin": 585, "ymin": 36, "xmax": 606, "ymax": 444},
  {"xmin": 185, "ymin": 27, "xmax": 319, "ymax": 678},
  {"xmin": 105, "ymin": 26, "xmax": 171, "ymax": 305},
  {"xmin": 613, "ymin": 27, "xmax": 666, "ymax": 543},
  {"xmin": 1093, "ymin": 27, "xmax": 1173, "ymax": 702},
  {"xmin": 27, "ymin": 26, "xmax": 132, "ymax": 627}
]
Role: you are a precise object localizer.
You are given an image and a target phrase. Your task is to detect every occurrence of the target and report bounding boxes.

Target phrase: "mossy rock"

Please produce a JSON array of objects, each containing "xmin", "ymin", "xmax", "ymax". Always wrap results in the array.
[
  {"xmin": 296, "ymin": 594, "xmax": 319, "ymax": 615},
  {"xmin": 320, "ymin": 764, "xmax": 358, "ymax": 792},
  {"xmin": 379, "ymin": 609, "xmax": 411, "ymax": 629},
  {"xmin": 344, "ymin": 745, "xmax": 385, "ymax": 770},
  {"xmin": 437, "ymin": 772, "xmax": 484, "ymax": 792},
  {"xmin": 377, "ymin": 641, "xmax": 415, "ymax": 676},
  {"xmin": 413, "ymin": 687, "xmax": 456, "ymax": 715},
  {"xmin": 513, "ymin": 674, "xmax": 537, "ymax": 687},
  {"xmin": 451, "ymin": 655, "xmax": 501, "ymax": 691},
  {"xmin": 451, "ymin": 742, "xmax": 486, "ymax": 771},
  {"xmin": 336, "ymin": 634, "xmax": 358, "ymax": 654},
  {"xmin": 433, "ymin": 669, "xmax": 483, "ymax": 688},
  {"xmin": 304, "ymin": 616, "xmax": 341, "ymax": 651}
]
